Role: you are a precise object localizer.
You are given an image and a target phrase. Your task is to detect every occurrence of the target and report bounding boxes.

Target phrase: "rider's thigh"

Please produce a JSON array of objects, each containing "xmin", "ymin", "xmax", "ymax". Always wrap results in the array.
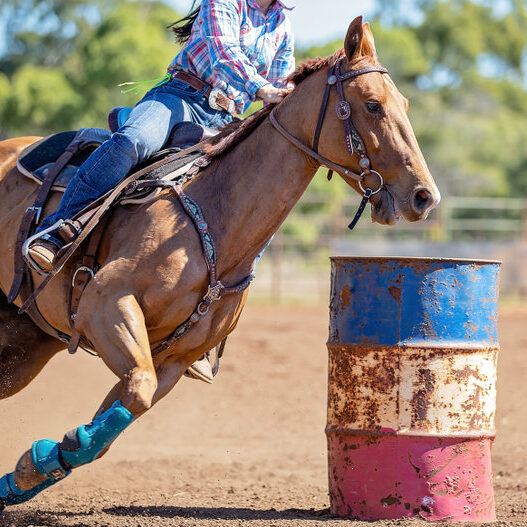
[{"xmin": 116, "ymin": 91, "xmax": 189, "ymax": 163}]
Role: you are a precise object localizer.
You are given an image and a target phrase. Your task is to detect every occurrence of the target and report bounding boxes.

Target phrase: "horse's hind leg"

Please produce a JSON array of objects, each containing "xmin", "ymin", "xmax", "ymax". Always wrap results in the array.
[
  {"xmin": 0, "ymin": 294, "xmax": 184, "ymax": 512},
  {"xmin": 0, "ymin": 291, "xmax": 63, "ymax": 399}
]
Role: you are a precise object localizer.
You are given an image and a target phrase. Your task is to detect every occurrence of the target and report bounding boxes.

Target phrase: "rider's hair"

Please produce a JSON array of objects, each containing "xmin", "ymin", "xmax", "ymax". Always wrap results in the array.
[{"xmin": 168, "ymin": 1, "xmax": 201, "ymax": 44}]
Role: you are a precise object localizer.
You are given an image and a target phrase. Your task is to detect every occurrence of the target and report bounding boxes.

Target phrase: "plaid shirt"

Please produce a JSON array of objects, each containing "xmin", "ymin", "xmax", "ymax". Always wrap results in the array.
[{"xmin": 168, "ymin": 0, "xmax": 295, "ymax": 114}]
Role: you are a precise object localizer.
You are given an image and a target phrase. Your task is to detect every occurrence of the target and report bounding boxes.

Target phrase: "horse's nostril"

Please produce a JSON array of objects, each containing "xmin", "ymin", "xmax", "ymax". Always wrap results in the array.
[{"xmin": 413, "ymin": 188, "xmax": 433, "ymax": 213}]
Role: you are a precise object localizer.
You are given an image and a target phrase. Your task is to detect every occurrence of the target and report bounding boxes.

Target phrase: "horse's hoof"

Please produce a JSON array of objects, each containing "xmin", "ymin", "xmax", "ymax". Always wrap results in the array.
[{"xmin": 185, "ymin": 355, "xmax": 213, "ymax": 384}]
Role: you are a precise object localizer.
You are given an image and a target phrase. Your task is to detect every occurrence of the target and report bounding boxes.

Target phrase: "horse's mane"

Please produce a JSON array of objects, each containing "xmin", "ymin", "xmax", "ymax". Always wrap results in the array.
[
  {"xmin": 287, "ymin": 49, "xmax": 345, "ymax": 86},
  {"xmin": 203, "ymin": 49, "xmax": 346, "ymax": 160}
]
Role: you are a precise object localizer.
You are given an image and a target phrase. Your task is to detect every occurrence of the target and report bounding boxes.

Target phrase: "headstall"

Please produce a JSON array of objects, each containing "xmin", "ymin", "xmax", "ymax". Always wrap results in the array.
[{"xmin": 269, "ymin": 57, "xmax": 388, "ymax": 230}]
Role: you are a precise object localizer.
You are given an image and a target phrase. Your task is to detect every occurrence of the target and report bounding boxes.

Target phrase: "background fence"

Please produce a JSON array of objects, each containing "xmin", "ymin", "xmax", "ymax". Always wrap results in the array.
[{"xmin": 251, "ymin": 194, "xmax": 527, "ymax": 303}]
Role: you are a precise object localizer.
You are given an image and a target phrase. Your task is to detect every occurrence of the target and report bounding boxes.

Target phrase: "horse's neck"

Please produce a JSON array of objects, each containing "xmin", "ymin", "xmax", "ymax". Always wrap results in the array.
[{"xmin": 190, "ymin": 111, "xmax": 318, "ymax": 278}]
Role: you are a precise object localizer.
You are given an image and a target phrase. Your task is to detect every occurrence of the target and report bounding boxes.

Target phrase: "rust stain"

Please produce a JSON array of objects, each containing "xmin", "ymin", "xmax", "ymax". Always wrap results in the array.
[
  {"xmin": 388, "ymin": 285, "xmax": 401, "ymax": 303},
  {"xmin": 339, "ymin": 285, "xmax": 353, "ymax": 310},
  {"xmin": 380, "ymin": 494, "xmax": 402, "ymax": 507},
  {"xmin": 411, "ymin": 368, "xmax": 436, "ymax": 424}
]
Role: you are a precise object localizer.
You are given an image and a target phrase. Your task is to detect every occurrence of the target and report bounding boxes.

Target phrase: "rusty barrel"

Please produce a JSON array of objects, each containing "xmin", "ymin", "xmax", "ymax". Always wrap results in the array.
[{"xmin": 327, "ymin": 257, "xmax": 500, "ymax": 522}]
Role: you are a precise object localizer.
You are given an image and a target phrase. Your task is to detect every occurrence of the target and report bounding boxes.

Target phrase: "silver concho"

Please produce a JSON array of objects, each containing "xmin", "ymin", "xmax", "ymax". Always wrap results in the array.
[
  {"xmin": 209, "ymin": 88, "xmax": 236, "ymax": 115},
  {"xmin": 336, "ymin": 101, "xmax": 351, "ymax": 120}
]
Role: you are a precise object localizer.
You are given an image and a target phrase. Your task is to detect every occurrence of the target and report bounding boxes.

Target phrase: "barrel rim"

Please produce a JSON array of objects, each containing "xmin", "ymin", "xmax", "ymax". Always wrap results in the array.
[{"xmin": 330, "ymin": 256, "xmax": 502, "ymax": 265}]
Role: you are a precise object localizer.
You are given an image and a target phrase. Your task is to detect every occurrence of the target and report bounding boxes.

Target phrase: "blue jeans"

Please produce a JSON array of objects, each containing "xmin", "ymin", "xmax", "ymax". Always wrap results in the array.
[{"xmin": 37, "ymin": 78, "xmax": 232, "ymax": 245}]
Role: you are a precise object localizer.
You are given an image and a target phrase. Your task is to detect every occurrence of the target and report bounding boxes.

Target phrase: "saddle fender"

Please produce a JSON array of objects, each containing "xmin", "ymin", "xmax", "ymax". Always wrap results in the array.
[{"xmin": 59, "ymin": 400, "xmax": 134, "ymax": 468}]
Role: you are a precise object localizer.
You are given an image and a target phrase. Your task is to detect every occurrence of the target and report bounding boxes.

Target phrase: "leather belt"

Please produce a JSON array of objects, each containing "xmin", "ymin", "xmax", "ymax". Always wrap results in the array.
[{"xmin": 171, "ymin": 70, "xmax": 237, "ymax": 116}]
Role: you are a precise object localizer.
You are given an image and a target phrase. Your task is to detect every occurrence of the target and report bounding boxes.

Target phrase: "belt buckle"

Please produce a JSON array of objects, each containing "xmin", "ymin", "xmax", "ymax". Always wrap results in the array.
[{"xmin": 208, "ymin": 88, "xmax": 235, "ymax": 115}]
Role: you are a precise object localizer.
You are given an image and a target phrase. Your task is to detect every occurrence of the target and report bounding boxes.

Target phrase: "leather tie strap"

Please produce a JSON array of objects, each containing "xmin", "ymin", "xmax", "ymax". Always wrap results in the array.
[
  {"xmin": 67, "ymin": 214, "xmax": 110, "ymax": 354},
  {"xmin": 8, "ymin": 145, "xmax": 79, "ymax": 303},
  {"xmin": 348, "ymin": 188, "xmax": 372, "ymax": 230}
]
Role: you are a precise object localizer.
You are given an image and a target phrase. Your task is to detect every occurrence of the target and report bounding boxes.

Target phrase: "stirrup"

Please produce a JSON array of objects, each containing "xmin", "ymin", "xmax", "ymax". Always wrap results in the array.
[{"xmin": 22, "ymin": 220, "xmax": 65, "ymax": 275}]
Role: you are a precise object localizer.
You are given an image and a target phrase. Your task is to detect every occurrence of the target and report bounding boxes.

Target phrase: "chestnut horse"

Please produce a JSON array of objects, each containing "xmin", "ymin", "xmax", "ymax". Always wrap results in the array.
[{"xmin": 0, "ymin": 18, "xmax": 439, "ymax": 511}]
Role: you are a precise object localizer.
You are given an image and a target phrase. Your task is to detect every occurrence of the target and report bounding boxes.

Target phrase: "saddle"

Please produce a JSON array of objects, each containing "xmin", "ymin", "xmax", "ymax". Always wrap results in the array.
[{"xmin": 9, "ymin": 119, "xmax": 219, "ymax": 352}]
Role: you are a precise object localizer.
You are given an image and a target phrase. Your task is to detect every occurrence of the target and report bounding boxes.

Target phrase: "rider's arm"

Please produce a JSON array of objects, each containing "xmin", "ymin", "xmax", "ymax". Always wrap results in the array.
[
  {"xmin": 267, "ymin": 23, "xmax": 295, "ymax": 89},
  {"xmin": 199, "ymin": 0, "xmax": 272, "ymax": 100}
]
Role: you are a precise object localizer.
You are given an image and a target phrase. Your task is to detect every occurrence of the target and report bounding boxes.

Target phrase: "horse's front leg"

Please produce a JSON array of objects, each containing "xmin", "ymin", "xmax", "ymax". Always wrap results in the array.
[{"xmin": 0, "ymin": 294, "xmax": 183, "ymax": 511}]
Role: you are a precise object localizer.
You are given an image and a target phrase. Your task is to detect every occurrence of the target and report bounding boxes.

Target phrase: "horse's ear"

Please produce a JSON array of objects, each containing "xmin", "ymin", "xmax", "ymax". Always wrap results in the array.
[
  {"xmin": 361, "ymin": 22, "xmax": 378, "ymax": 61},
  {"xmin": 344, "ymin": 17, "xmax": 378, "ymax": 63},
  {"xmin": 344, "ymin": 16, "xmax": 364, "ymax": 62}
]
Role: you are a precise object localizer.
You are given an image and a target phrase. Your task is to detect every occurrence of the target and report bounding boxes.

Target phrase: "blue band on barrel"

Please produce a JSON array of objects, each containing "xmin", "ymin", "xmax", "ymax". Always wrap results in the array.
[{"xmin": 329, "ymin": 258, "xmax": 500, "ymax": 347}]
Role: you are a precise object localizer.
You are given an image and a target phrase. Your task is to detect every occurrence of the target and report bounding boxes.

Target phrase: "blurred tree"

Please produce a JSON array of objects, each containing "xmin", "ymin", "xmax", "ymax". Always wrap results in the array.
[
  {"xmin": 0, "ymin": 0, "xmax": 116, "ymax": 74},
  {"xmin": 0, "ymin": 1, "xmax": 180, "ymax": 135},
  {"xmin": 1, "ymin": 0, "xmax": 526, "ymax": 201},
  {"xmin": 69, "ymin": 1, "xmax": 181, "ymax": 127}
]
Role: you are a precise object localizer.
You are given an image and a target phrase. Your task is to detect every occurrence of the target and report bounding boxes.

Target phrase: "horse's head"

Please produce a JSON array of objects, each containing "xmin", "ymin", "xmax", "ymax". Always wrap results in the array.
[{"xmin": 291, "ymin": 17, "xmax": 440, "ymax": 225}]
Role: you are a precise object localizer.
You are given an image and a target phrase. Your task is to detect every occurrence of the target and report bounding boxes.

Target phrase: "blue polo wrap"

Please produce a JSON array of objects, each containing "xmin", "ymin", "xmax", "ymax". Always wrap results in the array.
[
  {"xmin": 0, "ymin": 472, "xmax": 56, "ymax": 508},
  {"xmin": 0, "ymin": 438, "xmax": 71, "ymax": 511},
  {"xmin": 0, "ymin": 401, "xmax": 133, "ymax": 512},
  {"xmin": 59, "ymin": 400, "xmax": 134, "ymax": 468}
]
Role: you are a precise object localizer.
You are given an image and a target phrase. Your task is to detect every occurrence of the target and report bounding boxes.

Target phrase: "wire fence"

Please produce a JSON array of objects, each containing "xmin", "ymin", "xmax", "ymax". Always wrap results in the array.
[{"xmin": 250, "ymin": 195, "xmax": 527, "ymax": 303}]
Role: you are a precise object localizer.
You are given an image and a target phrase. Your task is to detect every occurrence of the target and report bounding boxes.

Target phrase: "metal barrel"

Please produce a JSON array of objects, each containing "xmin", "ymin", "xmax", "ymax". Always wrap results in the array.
[{"xmin": 327, "ymin": 257, "xmax": 500, "ymax": 522}]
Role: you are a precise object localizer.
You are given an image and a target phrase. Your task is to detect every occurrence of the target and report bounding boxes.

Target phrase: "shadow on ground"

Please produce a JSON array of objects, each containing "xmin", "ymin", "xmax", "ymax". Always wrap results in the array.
[{"xmin": 104, "ymin": 505, "xmax": 333, "ymax": 521}]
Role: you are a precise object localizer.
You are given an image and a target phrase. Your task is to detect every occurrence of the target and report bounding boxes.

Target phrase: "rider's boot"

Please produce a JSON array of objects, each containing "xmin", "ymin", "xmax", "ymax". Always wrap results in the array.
[{"xmin": 27, "ymin": 239, "xmax": 62, "ymax": 273}]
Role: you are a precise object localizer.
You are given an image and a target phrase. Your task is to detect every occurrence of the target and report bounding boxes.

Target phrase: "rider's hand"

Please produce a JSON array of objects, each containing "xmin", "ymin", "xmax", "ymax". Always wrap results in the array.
[{"xmin": 256, "ymin": 83, "xmax": 293, "ymax": 104}]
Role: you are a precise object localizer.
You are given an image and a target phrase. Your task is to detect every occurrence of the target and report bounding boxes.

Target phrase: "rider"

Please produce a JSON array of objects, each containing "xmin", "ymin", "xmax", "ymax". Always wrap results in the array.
[{"xmin": 28, "ymin": 0, "xmax": 295, "ymax": 271}]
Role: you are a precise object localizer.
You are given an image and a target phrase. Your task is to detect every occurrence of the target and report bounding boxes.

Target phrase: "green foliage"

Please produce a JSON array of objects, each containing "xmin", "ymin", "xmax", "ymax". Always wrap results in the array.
[
  {"xmin": 0, "ymin": 0, "xmax": 525, "ymax": 204},
  {"xmin": 0, "ymin": 1, "xmax": 180, "ymax": 133},
  {"xmin": 68, "ymin": 1, "xmax": 180, "ymax": 127},
  {"xmin": 0, "ymin": 0, "xmax": 116, "ymax": 74},
  {"xmin": 5, "ymin": 65, "xmax": 81, "ymax": 136},
  {"xmin": 371, "ymin": 24, "xmax": 429, "ymax": 82}
]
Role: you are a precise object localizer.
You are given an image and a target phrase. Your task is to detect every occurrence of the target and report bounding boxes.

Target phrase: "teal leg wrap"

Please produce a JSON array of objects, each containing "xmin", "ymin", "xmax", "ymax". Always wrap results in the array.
[
  {"xmin": 32, "ymin": 439, "xmax": 71, "ymax": 480},
  {"xmin": 0, "ymin": 472, "xmax": 55, "ymax": 509},
  {"xmin": 0, "ymin": 438, "xmax": 71, "ymax": 511},
  {"xmin": 0, "ymin": 401, "xmax": 132, "ymax": 512},
  {"xmin": 60, "ymin": 400, "xmax": 134, "ymax": 468}
]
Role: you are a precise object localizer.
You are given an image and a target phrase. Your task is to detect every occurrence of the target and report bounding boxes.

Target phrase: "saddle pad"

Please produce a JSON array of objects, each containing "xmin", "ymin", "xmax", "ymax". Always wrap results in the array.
[
  {"xmin": 17, "ymin": 129, "xmax": 111, "ymax": 191},
  {"xmin": 17, "ymin": 128, "xmax": 208, "ymax": 206}
]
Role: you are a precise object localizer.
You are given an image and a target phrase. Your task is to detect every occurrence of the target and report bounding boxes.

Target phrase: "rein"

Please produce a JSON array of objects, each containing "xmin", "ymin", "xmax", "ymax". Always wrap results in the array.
[{"xmin": 269, "ymin": 57, "xmax": 388, "ymax": 230}]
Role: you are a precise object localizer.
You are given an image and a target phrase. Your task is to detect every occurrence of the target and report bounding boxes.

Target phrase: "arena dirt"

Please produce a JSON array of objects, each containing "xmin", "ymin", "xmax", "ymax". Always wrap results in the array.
[{"xmin": 0, "ymin": 303, "xmax": 526, "ymax": 527}]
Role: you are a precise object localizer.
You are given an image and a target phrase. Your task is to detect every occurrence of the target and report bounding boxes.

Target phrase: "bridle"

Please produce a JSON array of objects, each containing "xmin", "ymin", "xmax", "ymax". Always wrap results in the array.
[{"xmin": 269, "ymin": 57, "xmax": 388, "ymax": 230}]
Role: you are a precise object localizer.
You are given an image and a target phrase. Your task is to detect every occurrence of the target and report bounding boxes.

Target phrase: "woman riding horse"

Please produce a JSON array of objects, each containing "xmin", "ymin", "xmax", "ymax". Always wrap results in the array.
[
  {"xmin": 28, "ymin": 0, "xmax": 295, "ymax": 272},
  {"xmin": 1, "ymin": 0, "xmax": 294, "ymax": 509}
]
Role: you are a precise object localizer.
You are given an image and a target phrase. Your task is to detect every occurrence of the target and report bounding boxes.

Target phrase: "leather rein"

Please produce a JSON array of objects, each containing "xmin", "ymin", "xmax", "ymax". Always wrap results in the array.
[{"xmin": 269, "ymin": 57, "xmax": 388, "ymax": 230}]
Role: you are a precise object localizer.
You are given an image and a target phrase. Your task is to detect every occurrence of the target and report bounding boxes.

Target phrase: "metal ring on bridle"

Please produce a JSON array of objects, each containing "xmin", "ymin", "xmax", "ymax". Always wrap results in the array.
[{"xmin": 359, "ymin": 170, "xmax": 384, "ymax": 195}]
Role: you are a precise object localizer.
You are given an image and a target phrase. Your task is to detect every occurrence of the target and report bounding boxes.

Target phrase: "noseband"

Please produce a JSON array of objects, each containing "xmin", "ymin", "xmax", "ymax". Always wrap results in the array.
[{"xmin": 269, "ymin": 57, "xmax": 388, "ymax": 230}]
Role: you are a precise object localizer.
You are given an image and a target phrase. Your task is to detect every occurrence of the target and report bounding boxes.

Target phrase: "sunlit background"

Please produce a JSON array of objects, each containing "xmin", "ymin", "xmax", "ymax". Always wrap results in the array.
[{"xmin": 1, "ymin": 0, "xmax": 526, "ymax": 301}]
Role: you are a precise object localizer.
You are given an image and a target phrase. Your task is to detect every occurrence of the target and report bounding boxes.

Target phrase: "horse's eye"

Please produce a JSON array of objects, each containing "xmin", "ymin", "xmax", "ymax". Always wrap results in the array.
[{"xmin": 366, "ymin": 102, "xmax": 381, "ymax": 114}]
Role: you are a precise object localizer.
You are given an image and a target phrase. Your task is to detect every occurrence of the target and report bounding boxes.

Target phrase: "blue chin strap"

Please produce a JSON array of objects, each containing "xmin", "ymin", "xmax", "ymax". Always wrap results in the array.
[{"xmin": 0, "ymin": 400, "xmax": 134, "ymax": 512}]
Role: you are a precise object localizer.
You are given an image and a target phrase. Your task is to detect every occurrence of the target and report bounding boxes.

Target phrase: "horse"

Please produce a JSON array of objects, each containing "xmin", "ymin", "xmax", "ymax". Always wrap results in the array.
[{"xmin": 0, "ymin": 17, "xmax": 439, "ymax": 511}]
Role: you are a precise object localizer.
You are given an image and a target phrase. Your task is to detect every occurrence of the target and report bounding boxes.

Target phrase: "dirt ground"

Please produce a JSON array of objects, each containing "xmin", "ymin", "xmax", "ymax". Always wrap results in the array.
[{"xmin": 0, "ymin": 302, "xmax": 525, "ymax": 527}]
